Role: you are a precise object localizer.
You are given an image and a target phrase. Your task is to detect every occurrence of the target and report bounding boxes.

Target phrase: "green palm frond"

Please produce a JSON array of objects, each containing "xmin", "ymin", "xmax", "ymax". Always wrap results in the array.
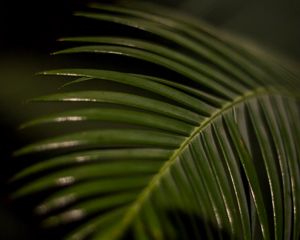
[{"xmin": 7, "ymin": 3, "xmax": 300, "ymax": 240}]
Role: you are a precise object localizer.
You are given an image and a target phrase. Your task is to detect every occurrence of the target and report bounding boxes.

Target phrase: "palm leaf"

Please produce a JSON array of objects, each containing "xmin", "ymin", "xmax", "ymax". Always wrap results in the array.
[{"xmin": 7, "ymin": 3, "xmax": 300, "ymax": 240}]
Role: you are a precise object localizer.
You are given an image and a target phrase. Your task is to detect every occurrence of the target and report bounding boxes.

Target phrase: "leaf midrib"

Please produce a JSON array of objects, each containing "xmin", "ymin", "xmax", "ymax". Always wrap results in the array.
[{"xmin": 97, "ymin": 86, "xmax": 280, "ymax": 239}]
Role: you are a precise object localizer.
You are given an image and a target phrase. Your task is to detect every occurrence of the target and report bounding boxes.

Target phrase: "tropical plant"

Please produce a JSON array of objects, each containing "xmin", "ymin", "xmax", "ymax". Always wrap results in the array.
[{"xmin": 6, "ymin": 2, "xmax": 300, "ymax": 240}]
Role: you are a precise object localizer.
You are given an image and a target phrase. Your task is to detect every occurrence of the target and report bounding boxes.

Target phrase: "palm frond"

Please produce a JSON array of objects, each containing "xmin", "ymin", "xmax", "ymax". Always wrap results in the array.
[{"xmin": 7, "ymin": 3, "xmax": 300, "ymax": 240}]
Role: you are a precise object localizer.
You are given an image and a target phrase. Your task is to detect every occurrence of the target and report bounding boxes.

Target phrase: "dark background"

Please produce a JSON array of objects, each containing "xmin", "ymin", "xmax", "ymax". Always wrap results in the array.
[{"xmin": 0, "ymin": 0, "xmax": 299, "ymax": 239}]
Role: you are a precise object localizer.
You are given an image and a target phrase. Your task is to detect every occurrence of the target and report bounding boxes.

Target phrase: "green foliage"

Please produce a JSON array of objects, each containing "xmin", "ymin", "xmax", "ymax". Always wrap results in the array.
[{"xmin": 7, "ymin": 3, "xmax": 300, "ymax": 240}]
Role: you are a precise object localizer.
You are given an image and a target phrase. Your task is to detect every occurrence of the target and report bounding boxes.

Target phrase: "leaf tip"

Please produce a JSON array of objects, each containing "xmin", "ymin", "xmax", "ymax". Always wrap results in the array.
[
  {"xmin": 73, "ymin": 11, "xmax": 86, "ymax": 17},
  {"xmin": 35, "ymin": 71, "xmax": 47, "ymax": 76},
  {"xmin": 50, "ymin": 51, "xmax": 59, "ymax": 56},
  {"xmin": 57, "ymin": 37, "xmax": 73, "ymax": 42}
]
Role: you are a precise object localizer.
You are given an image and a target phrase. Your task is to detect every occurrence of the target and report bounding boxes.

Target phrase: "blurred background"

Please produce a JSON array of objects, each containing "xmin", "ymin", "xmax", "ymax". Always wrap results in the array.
[{"xmin": 0, "ymin": 0, "xmax": 299, "ymax": 239}]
